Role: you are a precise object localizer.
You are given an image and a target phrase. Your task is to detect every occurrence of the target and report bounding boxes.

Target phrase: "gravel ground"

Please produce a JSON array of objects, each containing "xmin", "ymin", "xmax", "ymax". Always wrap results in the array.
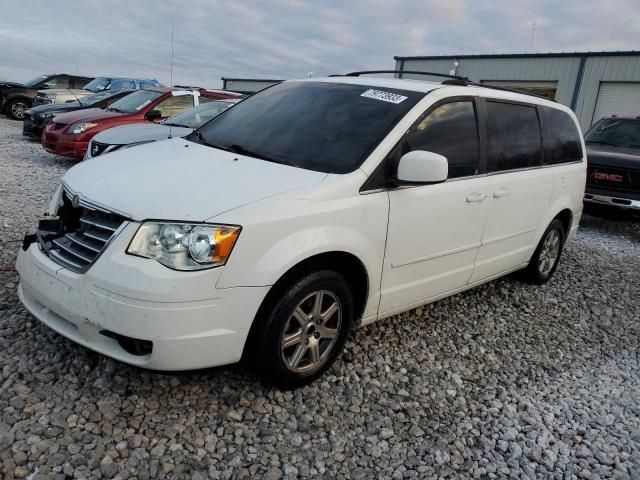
[{"xmin": 0, "ymin": 116, "xmax": 639, "ymax": 479}]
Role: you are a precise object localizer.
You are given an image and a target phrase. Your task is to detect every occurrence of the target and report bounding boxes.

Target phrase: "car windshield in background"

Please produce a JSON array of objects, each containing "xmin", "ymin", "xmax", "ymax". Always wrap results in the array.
[
  {"xmin": 24, "ymin": 75, "xmax": 47, "ymax": 87},
  {"xmin": 83, "ymin": 78, "xmax": 111, "ymax": 92},
  {"xmin": 585, "ymin": 118, "xmax": 640, "ymax": 149},
  {"xmin": 79, "ymin": 90, "xmax": 125, "ymax": 107},
  {"xmin": 107, "ymin": 89, "xmax": 162, "ymax": 114},
  {"xmin": 194, "ymin": 81, "xmax": 424, "ymax": 174},
  {"xmin": 164, "ymin": 101, "xmax": 234, "ymax": 129}
]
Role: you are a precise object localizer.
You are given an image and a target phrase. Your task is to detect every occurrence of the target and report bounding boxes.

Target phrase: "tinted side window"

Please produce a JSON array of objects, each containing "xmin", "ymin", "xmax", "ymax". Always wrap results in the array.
[
  {"xmin": 41, "ymin": 76, "xmax": 70, "ymax": 89},
  {"xmin": 486, "ymin": 101, "xmax": 542, "ymax": 172},
  {"xmin": 153, "ymin": 95, "xmax": 194, "ymax": 118},
  {"xmin": 70, "ymin": 78, "xmax": 86, "ymax": 89},
  {"xmin": 403, "ymin": 101, "xmax": 480, "ymax": 178},
  {"xmin": 540, "ymin": 106, "xmax": 583, "ymax": 164}
]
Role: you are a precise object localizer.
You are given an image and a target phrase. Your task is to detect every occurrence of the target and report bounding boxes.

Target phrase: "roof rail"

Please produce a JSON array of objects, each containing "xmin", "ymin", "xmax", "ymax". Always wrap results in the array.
[
  {"xmin": 468, "ymin": 82, "xmax": 556, "ymax": 102},
  {"xmin": 330, "ymin": 70, "xmax": 556, "ymax": 102},
  {"xmin": 332, "ymin": 70, "xmax": 469, "ymax": 82}
]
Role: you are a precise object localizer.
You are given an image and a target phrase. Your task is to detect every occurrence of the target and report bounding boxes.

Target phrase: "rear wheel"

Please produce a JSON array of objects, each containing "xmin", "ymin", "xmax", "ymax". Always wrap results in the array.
[
  {"xmin": 6, "ymin": 98, "xmax": 30, "ymax": 120},
  {"xmin": 522, "ymin": 219, "xmax": 565, "ymax": 284},
  {"xmin": 251, "ymin": 270, "xmax": 354, "ymax": 389}
]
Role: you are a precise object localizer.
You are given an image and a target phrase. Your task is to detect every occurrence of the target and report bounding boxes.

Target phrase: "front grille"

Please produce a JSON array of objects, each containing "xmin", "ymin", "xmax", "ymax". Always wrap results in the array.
[
  {"xmin": 90, "ymin": 141, "xmax": 111, "ymax": 157},
  {"xmin": 587, "ymin": 164, "xmax": 640, "ymax": 194},
  {"xmin": 37, "ymin": 192, "xmax": 126, "ymax": 272},
  {"xmin": 49, "ymin": 122, "xmax": 66, "ymax": 131}
]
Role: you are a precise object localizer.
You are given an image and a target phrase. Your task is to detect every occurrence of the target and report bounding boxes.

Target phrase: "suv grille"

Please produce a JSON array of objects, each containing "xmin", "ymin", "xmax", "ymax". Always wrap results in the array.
[
  {"xmin": 587, "ymin": 164, "xmax": 640, "ymax": 194},
  {"xmin": 38, "ymin": 192, "xmax": 126, "ymax": 272}
]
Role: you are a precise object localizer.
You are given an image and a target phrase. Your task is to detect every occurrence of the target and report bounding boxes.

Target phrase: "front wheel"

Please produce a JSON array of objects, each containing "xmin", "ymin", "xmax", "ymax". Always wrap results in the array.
[
  {"xmin": 251, "ymin": 270, "xmax": 354, "ymax": 389},
  {"xmin": 6, "ymin": 98, "xmax": 30, "ymax": 120},
  {"xmin": 522, "ymin": 219, "xmax": 565, "ymax": 284}
]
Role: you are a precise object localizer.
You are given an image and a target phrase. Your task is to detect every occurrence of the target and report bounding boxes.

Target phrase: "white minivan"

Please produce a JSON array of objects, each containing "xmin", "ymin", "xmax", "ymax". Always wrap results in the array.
[{"xmin": 17, "ymin": 74, "xmax": 586, "ymax": 388}]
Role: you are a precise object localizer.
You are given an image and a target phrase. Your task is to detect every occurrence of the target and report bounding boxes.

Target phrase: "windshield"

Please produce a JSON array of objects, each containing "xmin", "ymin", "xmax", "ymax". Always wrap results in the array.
[
  {"xmin": 585, "ymin": 118, "xmax": 640, "ymax": 149},
  {"xmin": 194, "ymin": 81, "xmax": 424, "ymax": 173},
  {"xmin": 24, "ymin": 75, "xmax": 48, "ymax": 87},
  {"xmin": 79, "ymin": 90, "xmax": 125, "ymax": 107},
  {"xmin": 164, "ymin": 101, "xmax": 235, "ymax": 129},
  {"xmin": 83, "ymin": 77, "xmax": 111, "ymax": 92},
  {"xmin": 107, "ymin": 89, "xmax": 162, "ymax": 114}
]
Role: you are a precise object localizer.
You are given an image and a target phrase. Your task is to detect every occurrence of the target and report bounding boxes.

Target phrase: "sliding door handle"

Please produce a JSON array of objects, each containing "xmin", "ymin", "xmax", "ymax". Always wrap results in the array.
[
  {"xmin": 466, "ymin": 192, "xmax": 487, "ymax": 203},
  {"xmin": 493, "ymin": 187, "xmax": 512, "ymax": 198}
]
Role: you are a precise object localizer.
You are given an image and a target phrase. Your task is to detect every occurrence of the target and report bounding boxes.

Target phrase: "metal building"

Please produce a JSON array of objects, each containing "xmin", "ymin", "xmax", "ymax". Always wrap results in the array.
[
  {"xmin": 393, "ymin": 51, "xmax": 640, "ymax": 130},
  {"xmin": 221, "ymin": 78, "xmax": 283, "ymax": 95}
]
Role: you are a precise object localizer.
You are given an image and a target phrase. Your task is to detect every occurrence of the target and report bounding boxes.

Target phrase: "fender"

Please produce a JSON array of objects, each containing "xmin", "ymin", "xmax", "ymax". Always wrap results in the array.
[{"xmin": 214, "ymin": 187, "xmax": 390, "ymax": 320}]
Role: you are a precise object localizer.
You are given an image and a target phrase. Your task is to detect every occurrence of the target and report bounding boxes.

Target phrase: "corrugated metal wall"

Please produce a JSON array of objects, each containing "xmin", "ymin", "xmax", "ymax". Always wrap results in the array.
[
  {"xmin": 395, "ymin": 55, "xmax": 640, "ymax": 130},
  {"xmin": 573, "ymin": 56, "xmax": 640, "ymax": 127},
  {"xmin": 397, "ymin": 57, "xmax": 580, "ymax": 107}
]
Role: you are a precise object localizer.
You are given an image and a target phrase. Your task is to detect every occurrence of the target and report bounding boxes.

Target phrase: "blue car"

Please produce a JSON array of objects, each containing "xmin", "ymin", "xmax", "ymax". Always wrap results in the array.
[{"xmin": 33, "ymin": 77, "xmax": 162, "ymax": 106}]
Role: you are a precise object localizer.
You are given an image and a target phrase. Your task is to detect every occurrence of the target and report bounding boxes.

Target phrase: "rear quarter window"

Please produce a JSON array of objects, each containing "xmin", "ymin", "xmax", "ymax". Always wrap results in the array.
[
  {"xmin": 485, "ymin": 101, "xmax": 542, "ymax": 172},
  {"xmin": 540, "ymin": 106, "xmax": 583, "ymax": 164}
]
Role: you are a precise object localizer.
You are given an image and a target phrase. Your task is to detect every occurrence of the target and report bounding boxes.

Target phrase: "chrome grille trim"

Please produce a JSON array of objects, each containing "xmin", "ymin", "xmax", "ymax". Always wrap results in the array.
[
  {"xmin": 38, "ymin": 190, "xmax": 128, "ymax": 273},
  {"xmin": 80, "ymin": 215, "xmax": 120, "ymax": 232}
]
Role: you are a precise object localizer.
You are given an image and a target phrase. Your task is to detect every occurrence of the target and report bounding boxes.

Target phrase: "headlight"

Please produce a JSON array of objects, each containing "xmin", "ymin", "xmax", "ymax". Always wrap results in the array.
[
  {"xmin": 68, "ymin": 122, "xmax": 97, "ymax": 134},
  {"xmin": 127, "ymin": 222, "xmax": 241, "ymax": 271},
  {"xmin": 38, "ymin": 112, "xmax": 56, "ymax": 119}
]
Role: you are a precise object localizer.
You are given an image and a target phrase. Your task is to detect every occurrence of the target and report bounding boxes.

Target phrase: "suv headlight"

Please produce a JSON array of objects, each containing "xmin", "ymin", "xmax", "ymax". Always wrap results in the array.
[
  {"xmin": 127, "ymin": 222, "xmax": 241, "ymax": 271},
  {"xmin": 68, "ymin": 122, "xmax": 97, "ymax": 134},
  {"xmin": 38, "ymin": 111, "xmax": 56, "ymax": 119}
]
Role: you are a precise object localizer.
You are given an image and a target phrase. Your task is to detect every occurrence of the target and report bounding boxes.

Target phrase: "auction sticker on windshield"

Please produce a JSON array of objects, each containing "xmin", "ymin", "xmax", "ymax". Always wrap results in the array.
[{"xmin": 361, "ymin": 89, "xmax": 408, "ymax": 104}]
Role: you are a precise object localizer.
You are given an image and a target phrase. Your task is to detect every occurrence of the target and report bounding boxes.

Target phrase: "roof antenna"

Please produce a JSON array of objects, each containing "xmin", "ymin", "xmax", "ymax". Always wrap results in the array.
[
  {"xmin": 169, "ymin": 21, "xmax": 175, "ymax": 139},
  {"xmin": 530, "ymin": 20, "xmax": 536, "ymax": 52}
]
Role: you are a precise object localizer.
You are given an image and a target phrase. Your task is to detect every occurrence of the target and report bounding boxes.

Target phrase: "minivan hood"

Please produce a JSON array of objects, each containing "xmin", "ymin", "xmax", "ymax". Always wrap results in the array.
[
  {"xmin": 92, "ymin": 123, "xmax": 192, "ymax": 145},
  {"xmin": 63, "ymin": 137, "xmax": 327, "ymax": 221}
]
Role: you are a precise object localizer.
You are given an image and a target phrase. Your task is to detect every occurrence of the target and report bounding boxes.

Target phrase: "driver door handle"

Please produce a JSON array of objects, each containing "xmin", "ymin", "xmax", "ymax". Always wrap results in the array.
[
  {"xmin": 493, "ymin": 187, "xmax": 512, "ymax": 198},
  {"xmin": 466, "ymin": 192, "xmax": 487, "ymax": 203}
]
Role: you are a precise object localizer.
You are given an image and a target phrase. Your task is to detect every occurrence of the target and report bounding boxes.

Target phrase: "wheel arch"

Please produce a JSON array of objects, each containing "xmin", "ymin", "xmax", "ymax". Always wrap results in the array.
[
  {"xmin": 241, "ymin": 250, "xmax": 370, "ymax": 361},
  {"xmin": 554, "ymin": 208, "xmax": 573, "ymax": 240}
]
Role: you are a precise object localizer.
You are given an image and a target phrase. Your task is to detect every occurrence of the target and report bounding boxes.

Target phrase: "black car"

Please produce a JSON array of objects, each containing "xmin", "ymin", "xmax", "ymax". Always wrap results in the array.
[
  {"xmin": 584, "ymin": 116, "xmax": 640, "ymax": 213},
  {"xmin": 0, "ymin": 74, "xmax": 93, "ymax": 120},
  {"xmin": 23, "ymin": 89, "xmax": 133, "ymax": 139}
]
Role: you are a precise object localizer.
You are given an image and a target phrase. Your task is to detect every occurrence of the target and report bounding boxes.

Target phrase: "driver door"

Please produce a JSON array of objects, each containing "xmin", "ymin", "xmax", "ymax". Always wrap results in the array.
[{"xmin": 379, "ymin": 96, "xmax": 491, "ymax": 315}]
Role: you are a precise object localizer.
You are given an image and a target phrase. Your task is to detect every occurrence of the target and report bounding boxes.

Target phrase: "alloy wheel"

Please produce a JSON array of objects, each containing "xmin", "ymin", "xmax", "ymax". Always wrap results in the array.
[
  {"xmin": 11, "ymin": 102, "xmax": 27, "ymax": 120},
  {"xmin": 538, "ymin": 229, "xmax": 560, "ymax": 275},
  {"xmin": 280, "ymin": 290, "xmax": 342, "ymax": 373}
]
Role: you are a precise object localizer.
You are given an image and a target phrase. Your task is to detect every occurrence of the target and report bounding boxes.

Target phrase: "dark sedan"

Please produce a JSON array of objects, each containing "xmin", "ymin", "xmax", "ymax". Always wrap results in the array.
[
  {"xmin": 584, "ymin": 116, "xmax": 640, "ymax": 213},
  {"xmin": 23, "ymin": 89, "xmax": 133, "ymax": 139}
]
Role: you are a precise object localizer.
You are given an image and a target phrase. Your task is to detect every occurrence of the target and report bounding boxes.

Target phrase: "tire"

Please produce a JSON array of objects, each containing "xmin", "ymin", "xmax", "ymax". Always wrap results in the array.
[
  {"xmin": 251, "ymin": 270, "xmax": 354, "ymax": 389},
  {"xmin": 6, "ymin": 97, "xmax": 30, "ymax": 120},
  {"xmin": 522, "ymin": 219, "xmax": 565, "ymax": 284}
]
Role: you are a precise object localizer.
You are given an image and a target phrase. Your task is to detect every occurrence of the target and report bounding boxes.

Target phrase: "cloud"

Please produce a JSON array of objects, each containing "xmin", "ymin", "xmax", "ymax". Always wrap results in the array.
[{"xmin": 0, "ymin": 0, "xmax": 638, "ymax": 87}]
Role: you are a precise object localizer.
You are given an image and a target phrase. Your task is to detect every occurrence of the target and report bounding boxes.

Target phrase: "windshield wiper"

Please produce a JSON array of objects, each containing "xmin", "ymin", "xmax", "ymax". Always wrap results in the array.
[
  {"xmin": 586, "ymin": 140, "xmax": 622, "ymax": 147},
  {"xmin": 190, "ymin": 134, "xmax": 296, "ymax": 166},
  {"xmin": 164, "ymin": 122, "xmax": 191, "ymax": 128},
  {"xmin": 107, "ymin": 107, "xmax": 125, "ymax": 113}
]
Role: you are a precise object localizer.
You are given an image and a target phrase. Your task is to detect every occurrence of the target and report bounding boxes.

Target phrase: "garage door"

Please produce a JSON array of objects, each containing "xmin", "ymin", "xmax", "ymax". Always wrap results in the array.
[{"xmin": 592, "ymin": 82, "xmax": 640, "ymax": 124}]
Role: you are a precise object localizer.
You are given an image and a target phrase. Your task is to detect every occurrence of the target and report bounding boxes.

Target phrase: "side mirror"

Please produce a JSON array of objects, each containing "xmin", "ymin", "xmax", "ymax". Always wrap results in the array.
[
  {"xmin": 397, "ymin": 150, "xmax": 448, "ymax": 184},
  {"xmin": 145, "ymin": 109, "xmax": 162, "ymax": 121}
]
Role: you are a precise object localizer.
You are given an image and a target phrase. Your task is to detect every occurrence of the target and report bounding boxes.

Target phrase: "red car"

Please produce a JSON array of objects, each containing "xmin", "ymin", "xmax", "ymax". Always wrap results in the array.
[{"xmin": 42, "ymin": 87, "xmax": 238, "ymax": 159}]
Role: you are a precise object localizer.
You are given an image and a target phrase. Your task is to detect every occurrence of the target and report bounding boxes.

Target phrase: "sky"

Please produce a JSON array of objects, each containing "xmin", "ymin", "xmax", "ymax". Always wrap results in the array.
[{"xmin": 1, "ymin": 0, "xmax": 639, "ymax": 88}]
